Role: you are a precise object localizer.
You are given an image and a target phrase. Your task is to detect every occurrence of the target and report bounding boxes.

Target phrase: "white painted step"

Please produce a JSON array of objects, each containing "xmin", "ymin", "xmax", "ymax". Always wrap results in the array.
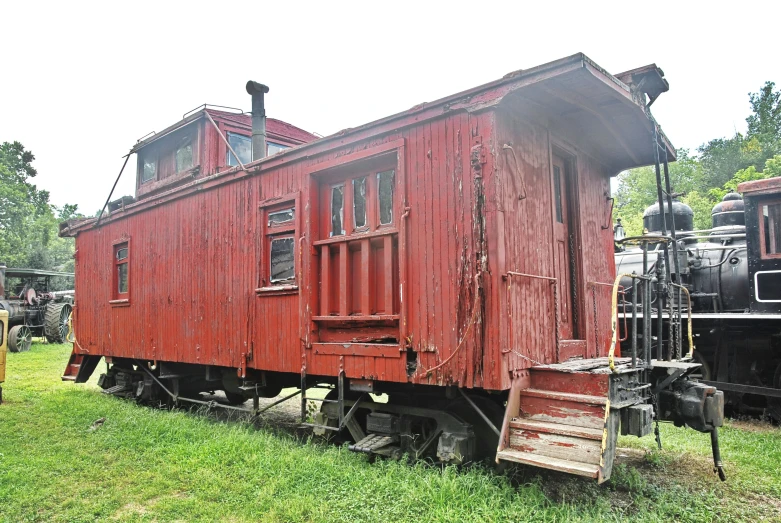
[{"xmin": 496, "ymin": 448, "xmax": 600, "ymax": 479}]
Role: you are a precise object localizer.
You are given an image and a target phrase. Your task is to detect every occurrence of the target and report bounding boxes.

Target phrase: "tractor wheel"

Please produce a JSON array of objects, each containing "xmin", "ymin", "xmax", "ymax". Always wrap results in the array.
[
  {"xmin": 44, "ymin": 303, "xmax": 73, "ymax": 343},
  {"xmin": 8, "ymin": 325, "xmax": 33, "ymax": 353}
]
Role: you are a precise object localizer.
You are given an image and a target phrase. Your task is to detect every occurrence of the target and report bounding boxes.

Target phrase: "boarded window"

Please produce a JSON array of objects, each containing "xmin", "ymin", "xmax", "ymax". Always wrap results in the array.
[
  {"xmin": 270, "ymin": 237, "xmax": 295, "ymax": 282},
  {"xmin": 762, "ymin": 202, "xmax": 781, "ymax": 257},
  {"xmin": 141, "ymin": 158, "xmax": 156, "ymax": 183},
  {"xmin": 267, "ymin": 142, "xmax": 289, "ymax": 156},
  {"xmin": 553, "ymin": 166, "xmax": 563, "ymax": 223},
  {"xmin": 227, "ymin": 132, "xmax": 252, "ymax": 166},
  {"xmin": 353, "ymin": 177, "xmax": 367, "ymax": 229},
  {"xmin": 331, "ymin": 185, "xmax": 344, "ymax": 236},
  {"xmin": 175, "ymin": 138, "xmax": 193, "ymax": 173},
  {"xmin": 268, "ymin": 208, "xmax": 294, "ymax": 226},
  {"xmin": 378, "ymin": 170, "xmax": 394, "ymax": 225}
]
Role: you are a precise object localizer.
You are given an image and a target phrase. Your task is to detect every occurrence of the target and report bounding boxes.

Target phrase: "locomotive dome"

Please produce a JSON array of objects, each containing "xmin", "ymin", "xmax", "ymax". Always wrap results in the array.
[
  {"xmin": 642, "ymin": 199, "xmax": 694, "ymax": 234},
  {"xmin": 711, "ymin": 192, "xmax": 745, "ymax": 228}
]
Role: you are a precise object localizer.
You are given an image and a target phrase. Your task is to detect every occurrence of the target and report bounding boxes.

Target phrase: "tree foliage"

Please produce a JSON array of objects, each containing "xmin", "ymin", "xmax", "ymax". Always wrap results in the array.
[
  {"xmin": 615, "ymin": 82, "xmax": 781, "ymax": 235},
  {"xmin": 0, "ymin": 141, "xmax": 81, "ymax": 272}
]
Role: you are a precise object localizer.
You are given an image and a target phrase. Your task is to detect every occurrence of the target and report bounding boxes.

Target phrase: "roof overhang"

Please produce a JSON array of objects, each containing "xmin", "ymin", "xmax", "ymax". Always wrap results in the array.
[
  {"xmin": 738, "ymin": 177, "xmax": 781, "ymax": 197},
  {"xmin": 495, "ymin": 55, "xmax": 675, "ymax": 172},
  {"xmin": 4, "ymin": 268, "xmax": 74, "ymax": 278}
]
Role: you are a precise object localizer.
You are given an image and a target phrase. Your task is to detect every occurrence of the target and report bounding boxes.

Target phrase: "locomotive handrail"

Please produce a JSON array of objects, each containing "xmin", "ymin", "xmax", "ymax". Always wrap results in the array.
[
  {"xmin": 608, "ymin": 273, "xmax": 647, "ymax": 372},
  {"xmin": 669, "ymin": 283, "xmax": 695, "ymax": 358}
]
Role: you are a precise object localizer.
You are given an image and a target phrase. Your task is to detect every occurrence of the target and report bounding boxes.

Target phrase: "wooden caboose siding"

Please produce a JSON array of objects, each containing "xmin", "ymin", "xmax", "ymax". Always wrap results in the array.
[
  {"xmin": 68, "ymin": 54, "xmax": 668, "ymax": 393},
  {"xmin": 72, "ymin": 109, "xmax": 495, "ymax": 388},
  {"xmin": 492, "ymin": 109, "xmax": 616, "ymax": 389}
]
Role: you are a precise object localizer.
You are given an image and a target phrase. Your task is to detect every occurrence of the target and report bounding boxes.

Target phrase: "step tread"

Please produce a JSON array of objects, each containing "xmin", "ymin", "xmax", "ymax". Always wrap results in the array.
[
  {"xmin": 519, "ymin": 388, "xmax": 607, "ymax": 405},
  {"xmin": 496, "ymin": 448, "xmax": 600, "ymax": 478},
  {"xmin": 510, "ymin": 419, "xmax": 604, "ymax": 440}
]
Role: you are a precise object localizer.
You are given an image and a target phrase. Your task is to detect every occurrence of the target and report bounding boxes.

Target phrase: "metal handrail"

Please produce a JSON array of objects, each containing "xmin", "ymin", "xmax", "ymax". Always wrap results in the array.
[
  {"xmin": 608, "ymin": 273, "xmax": 645, "ymax": 372},
  {"xmin": 669, "ymin": 283, "xmax": 695, "ymax": 358}
]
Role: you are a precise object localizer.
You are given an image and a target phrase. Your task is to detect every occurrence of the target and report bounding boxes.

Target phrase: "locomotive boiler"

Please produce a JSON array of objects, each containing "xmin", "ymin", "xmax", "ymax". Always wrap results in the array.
[
  {"xmin": 60, "ymin": 53, "xmax": 726, "ymax": 483},
  {"xmin": 616, "ymin": 188, "xmax": 781, "ymax": 420}
]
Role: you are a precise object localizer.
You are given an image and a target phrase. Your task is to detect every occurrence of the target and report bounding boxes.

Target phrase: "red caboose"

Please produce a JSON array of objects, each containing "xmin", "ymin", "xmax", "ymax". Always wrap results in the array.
[{"xmin": 61, "ymin": 54, "xmax": 724, "ymax": 482}]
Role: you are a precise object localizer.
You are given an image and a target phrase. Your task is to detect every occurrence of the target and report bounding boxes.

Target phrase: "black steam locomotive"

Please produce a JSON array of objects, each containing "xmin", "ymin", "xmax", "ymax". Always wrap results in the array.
[{"xmin": 615, "ymin": 177, "xmax": 781, "ymax": 421}]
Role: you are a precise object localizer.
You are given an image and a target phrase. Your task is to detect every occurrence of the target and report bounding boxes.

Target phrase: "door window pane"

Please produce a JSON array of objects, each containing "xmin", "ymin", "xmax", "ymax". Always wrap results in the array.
[
  {"xmin": 762, "ymin": 202, "xmax": 781, "ymax": 256},
  {"xmin": 553, "ymin": 166, "xmax": 563, "ymax": 223},
  {"xmin": 227, "ymin": 132, "xmax": 252, "ymax": 166},
  {"xmin": 378, "ymin": 170, "xmax": 395, "ymax": 225},
  {"xmin": 353, "ymin": 177, "xmax": 367, "ymax": 229},
  {"xmin": 331, "ymin": 185, "xmax": 344, "ymax": 236},
  {"xmin": 270, "ymin": 237, "xmax": 295, "ymax": 282}
]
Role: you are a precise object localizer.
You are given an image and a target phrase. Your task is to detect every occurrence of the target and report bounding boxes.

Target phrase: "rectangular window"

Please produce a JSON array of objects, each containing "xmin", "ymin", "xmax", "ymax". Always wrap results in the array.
[
  {"xmin": 553, "ymin": 166, "xmax": 563, "ymax": 223},
  {"xmin": 270, "ymin": 237, "xmax": 295, "ymax": 282},
  {"xmin": 331, "ymin": 185, "xmax": 345, "ymax": 236},
  {"xmin": 353, "ymin": 177, "xmax": 367, "ymax": 229},
  {"xmin": 259, "ymin": 196, "xmax": 298, "ymax": 292},
  {"xmin": 227, "ymin": 132, "xmax": 252, "ymax": 166},
  {"xmin": 761, "ymin": 202, "xmax": 781, "ymax": 258},
  {"xmin": 268, "ymin": 208, "xmax": 294, "ymax": 226},
  {"xmin": 378, "ymin": 170, "xmax": 395, "ymax": 225},
  {"xmin": 141, "ymin": 157, "xmax": 156, "ymax": 183},
  {"xmin": 175, "ymin": 138, "xmax": 193, "ymax": 173},
  {"xmin": 114, "ymin": 243, "xmax": 129, "ymax": 298},
  {"xmin": 267, "ymin": 142, "xmax": 289, "ymax": 156}
]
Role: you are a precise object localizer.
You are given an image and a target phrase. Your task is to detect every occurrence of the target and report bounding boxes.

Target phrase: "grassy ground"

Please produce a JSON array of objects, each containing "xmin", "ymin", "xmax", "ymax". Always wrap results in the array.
[{"xmin": 0, "ymin": 343, "xmax": 779, "ymax": 522}]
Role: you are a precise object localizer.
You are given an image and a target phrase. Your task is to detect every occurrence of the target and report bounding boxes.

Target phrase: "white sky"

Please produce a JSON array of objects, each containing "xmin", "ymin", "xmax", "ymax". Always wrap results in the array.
[{"xmin": 1, "ymin": 0, "xmax": 779, "ymax": 213}]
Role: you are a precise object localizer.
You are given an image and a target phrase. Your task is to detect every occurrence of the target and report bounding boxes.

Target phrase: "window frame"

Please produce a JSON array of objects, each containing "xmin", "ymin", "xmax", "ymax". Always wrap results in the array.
[
  {"xmin": 174, "ymin": 135, "xmax": 194, "ymax": 174},
  {"xmin": 110, "ymin": 237, "xmax": 131, "ymax": 306},
  {"xmin": 139, "ymin": 151, "xmax": 158, "ymax": 185},
  {"xmin": 226, "ymin": 131, "xmax": 253, "ymax": 167},
  {"xmin": 759, "ymin": 198, "xmax": 781, "ymax": 260},
  {"xmin": 256, "ymin": 192, "xmax": 300, "ymax": 296}
]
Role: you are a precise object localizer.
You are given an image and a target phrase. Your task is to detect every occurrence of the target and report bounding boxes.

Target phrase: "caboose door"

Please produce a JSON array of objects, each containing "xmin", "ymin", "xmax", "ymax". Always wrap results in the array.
[
  {"xmin": 551, "ymin": 154, "xmax": 580, "ymax": 347},
  {"xmin": 311, "ymin": 154, "xmax": 401, "ymax": 347}
]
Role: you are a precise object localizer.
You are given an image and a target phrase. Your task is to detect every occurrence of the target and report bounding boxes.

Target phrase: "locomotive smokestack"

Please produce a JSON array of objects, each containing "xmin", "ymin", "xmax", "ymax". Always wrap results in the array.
[{"xmin": 246, "ymin": 81, "xmax": 270, "ymax": 161}]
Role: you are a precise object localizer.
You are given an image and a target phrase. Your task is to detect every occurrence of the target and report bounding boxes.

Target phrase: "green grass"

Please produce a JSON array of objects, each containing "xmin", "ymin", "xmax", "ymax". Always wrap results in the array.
[{"xmin": 0, "ymin": 343, "xmax": 779, "ymax": 522}]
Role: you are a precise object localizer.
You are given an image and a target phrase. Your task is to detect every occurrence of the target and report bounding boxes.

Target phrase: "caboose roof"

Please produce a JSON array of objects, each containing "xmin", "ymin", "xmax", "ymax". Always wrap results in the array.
[
  {"xmin": 738, "ymin": 176, "xmax": 781, "ymax": 197},
  {"xmin": 130, "ymin": 107, "xmax": 319, "ymax": 154},
  {"xmin": 61, "ymin": 52, "xmax": 676, "ymax": 236}
]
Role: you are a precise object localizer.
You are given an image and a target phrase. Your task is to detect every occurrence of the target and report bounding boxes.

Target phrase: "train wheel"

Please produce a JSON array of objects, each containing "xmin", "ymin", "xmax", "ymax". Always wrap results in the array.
[
  {"xmin": 444, "ymin": 395, "xmax": 505, "ymax": 462},
  {"xmin": 8, "ymin": 325, "xmax": 33, "ymax": 353},
  {"xmin": 224, "ymin": 391, "xmax": 248, "ymax": 406},
  {"xmin": 315, "ymin": 390, "xmax": 373, "ymax": 443},
  {"xmin": 44, "ymin": 303, "xmax": 73, "ymax": 343}
]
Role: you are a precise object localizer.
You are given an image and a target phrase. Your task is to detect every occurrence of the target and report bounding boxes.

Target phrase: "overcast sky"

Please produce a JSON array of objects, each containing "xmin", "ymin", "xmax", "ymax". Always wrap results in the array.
[{"xmin": 2, "ymin": 1, "xmax": 779, "ymax": 212}]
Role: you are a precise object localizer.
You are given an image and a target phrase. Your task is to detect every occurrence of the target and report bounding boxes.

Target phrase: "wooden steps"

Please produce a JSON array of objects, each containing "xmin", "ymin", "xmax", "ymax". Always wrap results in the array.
[
  {"xmin": 495, "ymin": 448, "xmax": 600, "ymax": 479},
  {"xmin": 61, "ymin": 352, "xmax": 84, "ymax": 382},
  {"xmin": 496, "ymin": 357, "xmax": 638, "ymax": 483}
]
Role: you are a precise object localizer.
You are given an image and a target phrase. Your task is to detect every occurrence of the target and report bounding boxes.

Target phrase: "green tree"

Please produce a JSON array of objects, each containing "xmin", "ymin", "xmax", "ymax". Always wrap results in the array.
[
  {"xmin": 0, "ymin": 141, "xmax": 80, "ymax": 271},
  {"xmin": 614, "ymin": 149, "xmax": 704, "ymax": 236}
]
